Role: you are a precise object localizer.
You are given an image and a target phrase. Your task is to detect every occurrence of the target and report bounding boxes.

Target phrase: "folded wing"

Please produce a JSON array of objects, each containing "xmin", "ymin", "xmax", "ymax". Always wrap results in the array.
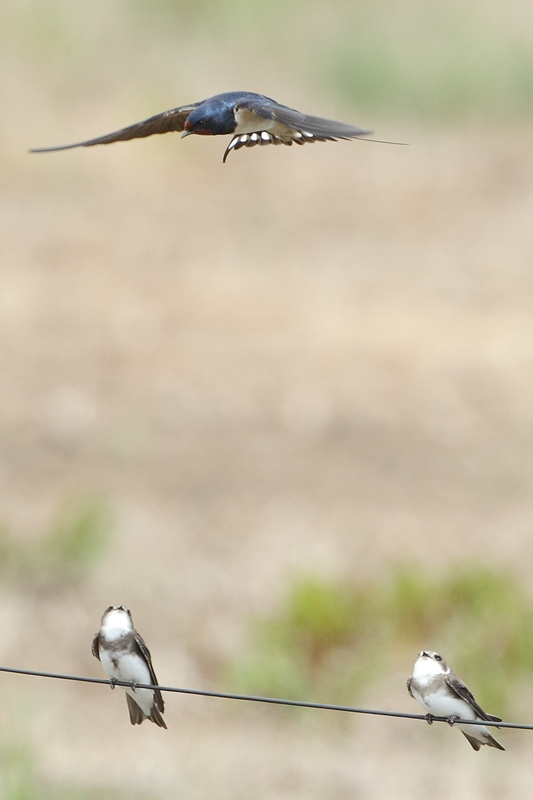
[{"xmin": 446, "ymin": 674, "xmax": 502, "ymax": 723}]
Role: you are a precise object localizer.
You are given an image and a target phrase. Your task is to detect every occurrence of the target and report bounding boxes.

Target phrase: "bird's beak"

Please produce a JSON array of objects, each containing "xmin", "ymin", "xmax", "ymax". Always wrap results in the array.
[{"xmin": 181, "ymin": 130, "xmax": 193, "ymax": 138}]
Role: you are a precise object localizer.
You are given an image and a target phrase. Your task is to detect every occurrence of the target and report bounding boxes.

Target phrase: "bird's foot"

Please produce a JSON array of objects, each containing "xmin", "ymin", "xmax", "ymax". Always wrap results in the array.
[
  {"xmin": 447, "ymin": 715, "xmax": 459, "ymax": 727},
  {"xmin": 425, "ymin": 713, "xmax": 434, "ymax": 726},
  {"xmin": 109, "ymin": 678, "xmax": 117, "ymax": 691},
  {"xmin": 130, "ymin": 680, "xmax": 138, "ymax": 692}
]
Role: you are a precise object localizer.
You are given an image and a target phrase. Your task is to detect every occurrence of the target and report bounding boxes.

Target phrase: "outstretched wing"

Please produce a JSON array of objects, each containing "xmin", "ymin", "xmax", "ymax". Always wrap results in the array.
[
  {"xmin": 30, "ymin": 102, "xmax": 201, "ymax": 153},
  {"xmin": 445, "ymin": 673, "xmax": 502, "ymax": 723},
  {"xmin": 238, "ymin": 96, "xmax": 373, "ymax": 140},
  {"xmin": 223, "ymin": 96, "xmax": 372, "ymax": 161}
]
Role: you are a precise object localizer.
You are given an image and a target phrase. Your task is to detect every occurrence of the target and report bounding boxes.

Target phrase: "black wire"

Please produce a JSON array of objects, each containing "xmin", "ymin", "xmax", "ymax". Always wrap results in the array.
[{"xmin": 0, "ymin": 664, "xmax": 530, "ymax": 730}]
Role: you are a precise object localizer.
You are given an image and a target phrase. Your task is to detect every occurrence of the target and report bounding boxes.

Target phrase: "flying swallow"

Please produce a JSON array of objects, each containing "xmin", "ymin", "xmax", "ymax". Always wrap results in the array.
[
  {"xmin": 29, "ymin": 90, "xmax": 397, "ymax": 162},
  {"xmin": 406, "ymin": 650, "xmax": 504, "ymax": 751},
  {"xmin": 92, "ymin": 605, "xmax": 167, "ymax": 728}
]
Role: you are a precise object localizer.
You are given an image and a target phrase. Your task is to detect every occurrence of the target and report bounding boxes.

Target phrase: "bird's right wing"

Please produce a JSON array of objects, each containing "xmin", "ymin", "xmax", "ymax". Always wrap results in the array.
[
  {"xmin": 91, "ymin": 633, "xmax": 101, "ymax": 660},
  {"xmin": 30, "ymin": 102, "xmax": 202, "ymax": 152},
  {"xmin": 406, "ymin": 677, "xmax": 415, "ymax": 698}
]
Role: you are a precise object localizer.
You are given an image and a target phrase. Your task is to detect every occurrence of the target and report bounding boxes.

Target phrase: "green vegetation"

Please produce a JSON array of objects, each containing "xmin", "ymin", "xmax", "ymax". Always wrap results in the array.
[
  {"xmin": 229, "ymin": 565, "xmax": 533, "ymax": 718},
  {"xmin": 0, "ymin": 496, "xmax": 114, "ymax": 584},
  {"xmin": 3, "ymin": 0, "xmax": 533, "ymax": 121},
  {"xmin": 320, "ymin": 5, "xmax": 533, "ymax": 119}
]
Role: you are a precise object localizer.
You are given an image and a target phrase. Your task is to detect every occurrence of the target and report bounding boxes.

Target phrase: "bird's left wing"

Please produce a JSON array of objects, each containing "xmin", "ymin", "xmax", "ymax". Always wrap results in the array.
[
  {"xmin": 133, "ymin": 634, "xmax": 165, "ymax": 712},
  {"xmin": 30, "ymin": 102, "xmax": 201, "ymax": 152},
  {"xmin": 445, "ymin": 674, "xmax": 502, "ymax": 723},
  {"xmin": 223, "ymin": 96, "xmax": 372, "ymax": 161},
  {"xmin": 240, "ymin": 97, "xmax": 373, "ymax": 140},
  {"xmin": 406, "ymin": 677, "xmax": 415, "ymax": 698}
]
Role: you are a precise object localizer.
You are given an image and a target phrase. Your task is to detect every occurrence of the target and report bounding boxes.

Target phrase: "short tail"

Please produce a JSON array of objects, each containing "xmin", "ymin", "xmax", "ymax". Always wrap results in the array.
[
  {"xmin": 126, "ymin": 693, "xmax": 167, "ymax": 729},
  {"xmin": 462, "ymin": 731, "xmax": 505, "ymax": 751},
  {"xmin": 149, "ymin": 704, "xmax": 167, "ymax": 729},
  {"xmin": 485, "ymin": 733, "xmax": 505, "ymax": 751}
]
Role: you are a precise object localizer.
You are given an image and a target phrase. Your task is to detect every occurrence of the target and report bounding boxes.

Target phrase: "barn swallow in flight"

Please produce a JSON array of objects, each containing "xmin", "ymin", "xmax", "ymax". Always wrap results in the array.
[
  {"xmin": 407, "ymin": 650, "xmax": 504, "ymax": 751},
  {"xmin": 92, "ymin": 605, "xmax": 167, "ymax": 728},
  {"xmin": 30, "ymin": 90, "xmax": 400, "ymax": 162}
]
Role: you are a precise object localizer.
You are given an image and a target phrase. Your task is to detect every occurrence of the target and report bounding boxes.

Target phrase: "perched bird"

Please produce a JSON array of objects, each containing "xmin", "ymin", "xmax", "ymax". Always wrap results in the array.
[
  {"xmin": 92, "ymin": 605, "xmax": 167, "ymax": 729},
  {"xmin": 30, "ymin": 90, "xmax": 383, "ymax": 162},
  {"xmin": 407, "ymin": 650, "xmax": 504, "ymax": 751}
]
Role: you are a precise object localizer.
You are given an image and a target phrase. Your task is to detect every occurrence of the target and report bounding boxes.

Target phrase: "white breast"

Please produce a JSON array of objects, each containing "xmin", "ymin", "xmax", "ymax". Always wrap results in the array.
[
  {"xmin": 99, "ymin": 649, "xmax": 155, "ymax": 716},
  {"xmin": 234, "ymin": 108, "xmax": 277, "ymax": 134}
]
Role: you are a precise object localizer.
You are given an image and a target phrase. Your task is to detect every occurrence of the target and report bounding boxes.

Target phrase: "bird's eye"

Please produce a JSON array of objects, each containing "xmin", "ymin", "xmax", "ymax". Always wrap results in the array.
[{"xmin": 434, "ymin": 654, "xmax": 442, "ymax": 661}]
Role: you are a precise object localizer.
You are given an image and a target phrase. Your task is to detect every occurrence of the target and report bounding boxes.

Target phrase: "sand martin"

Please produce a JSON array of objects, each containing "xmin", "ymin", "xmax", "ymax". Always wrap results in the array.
[
  {"xmin": 29, "ymin": 90, "xmax": 400, "ymax": 162},
  {"xmin": 92, "ymin": 605, "xmax": 167, "ymax": 728},
  {"xmin": 407, "ymin": 650, "xmax": 504, "ymax": 751}
]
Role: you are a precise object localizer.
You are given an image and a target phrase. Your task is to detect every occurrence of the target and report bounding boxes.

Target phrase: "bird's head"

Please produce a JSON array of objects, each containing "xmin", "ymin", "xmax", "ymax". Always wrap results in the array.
[
  {"xmin": 101, "ymin": 604, "xmax": 133, "ymax": 630},
  {"xmin": 182, "ymin": 98, "xmax": 236, "ymax": 137},
  {"xmin": 414, "ymin": 650, "xmax": 450, "ymax": 677}
]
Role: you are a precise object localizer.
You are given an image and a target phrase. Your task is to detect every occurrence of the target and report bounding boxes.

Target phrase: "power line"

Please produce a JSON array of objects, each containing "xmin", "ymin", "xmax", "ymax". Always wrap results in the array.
[{"xmin": 0, "ymin": 664, "xmax": 530, "ymax": 730}]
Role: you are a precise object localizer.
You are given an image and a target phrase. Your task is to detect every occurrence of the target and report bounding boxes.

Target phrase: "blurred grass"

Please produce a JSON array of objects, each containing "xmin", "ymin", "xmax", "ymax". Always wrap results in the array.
[
  {"xmin": 325, "ymin": 12, "xmax": 533, "ymax": 119},
  {"xmin": 0, "ymin": 497, "xmax": 114, "ymax": 584},
  {"xmin": 2, "ymin": 0, "xmax": 533, "ymax": 121},
  {"xmin": 229, "ymin": 565, "xmax": 533, "ymax": 718}
]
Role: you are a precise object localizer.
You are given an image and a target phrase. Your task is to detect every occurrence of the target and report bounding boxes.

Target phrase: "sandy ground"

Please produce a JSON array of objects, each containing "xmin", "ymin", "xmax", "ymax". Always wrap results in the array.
[{"xmin": 1, "ymin": 81, "xmax": 533, "ymax": 796}]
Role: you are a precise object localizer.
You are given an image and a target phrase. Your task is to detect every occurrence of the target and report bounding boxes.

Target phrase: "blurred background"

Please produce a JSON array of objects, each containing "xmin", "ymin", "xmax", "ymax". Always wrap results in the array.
[{"xmin": 2, "ymin": 0, "xmax": 533, "ymax": 796}]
